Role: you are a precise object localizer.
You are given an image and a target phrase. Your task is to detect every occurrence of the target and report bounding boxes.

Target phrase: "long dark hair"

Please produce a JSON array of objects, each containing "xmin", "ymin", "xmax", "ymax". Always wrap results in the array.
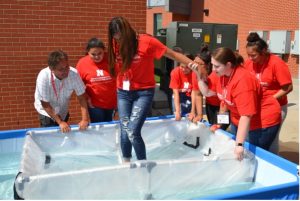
[
  {"xmin": 212, "ymin": 47, "xmax": 244, "ymax": 68},
  {"xmin": 107, "ymin": 16, "xmax": 138, "ymax": 76}
]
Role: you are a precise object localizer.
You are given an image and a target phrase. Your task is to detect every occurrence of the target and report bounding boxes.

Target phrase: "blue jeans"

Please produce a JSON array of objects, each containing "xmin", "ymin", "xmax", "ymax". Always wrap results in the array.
[
  {"xmin": 230, "ymin": 124, "xmax": 280, "ymax": 151},
  {"xmin": 88, "ymin": 107, "xmax": 114, "ymax": 123},
  {"xmin": 172, "ymin": 92, "xmax": 192, "ymax": 115},
  {"xmin": 117, "ymin": 88, "xmax": 155, "ymax": 160}
]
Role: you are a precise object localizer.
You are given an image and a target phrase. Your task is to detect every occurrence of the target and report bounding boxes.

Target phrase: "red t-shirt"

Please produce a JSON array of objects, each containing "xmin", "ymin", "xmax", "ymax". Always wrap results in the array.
[
  {"xmin": 115, "ymin": 34, "xmax": 167, "ymax": 90},
  {"xmin": 244, "ymin": 54, "xmax": 292, "ymax": 106},
  {"xmin": 170, "ymin": 67, "xmax": 193, "ymax": 97},
  {"xmin": 192, "ymin": 71, "xmax": 220, "ymax": 106},
  {"xmin": 216, "ymin": 66, "xmax": 281, "ymax": 130},
  {"xmin": 76, "ymin": 54, "xmax": 117, "ymax": 109}
]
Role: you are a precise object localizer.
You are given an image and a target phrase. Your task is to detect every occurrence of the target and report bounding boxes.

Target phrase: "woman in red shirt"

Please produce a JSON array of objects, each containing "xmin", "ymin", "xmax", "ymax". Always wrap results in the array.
[
  {"xmin": 194, "ymin": 47, "xmax": 281, "ymax": 160},
  {"xmin": 76, "ymin": 38, "xmax": 117, "ymax": 123},
  {"xmin": 192, "ymin": 45, "xmax": 229, "ymax": 130},
  {"xmin": 244, "ymin": 32, "xmax": 293, "ymax": 154},
  {"xmin": 107, "ymin": 16, "xmax": 202, "ymax": 162}
]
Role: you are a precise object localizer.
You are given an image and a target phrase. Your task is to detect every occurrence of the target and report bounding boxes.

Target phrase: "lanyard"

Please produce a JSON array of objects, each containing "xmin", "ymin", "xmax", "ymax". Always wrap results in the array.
[
  {"xmin": 254, "ymin": 56, "xmax": 269, "ymax": 82},
  {"xmin": 221, "ymin": 68, "xmax": 235, "ymax": 99},
  {"xmin": 51, "ymin": 72, "xmax": 64, "ymax": 101}
]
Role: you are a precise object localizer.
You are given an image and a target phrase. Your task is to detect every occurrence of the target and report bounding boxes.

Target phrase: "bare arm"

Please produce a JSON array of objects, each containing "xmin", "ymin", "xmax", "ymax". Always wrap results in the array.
[
  {"xmin": 193, "ymin": 90, "xmax": 203, "ymax": 123},
  {"xmin": 77, "ymin": 93, "xmax": 90, "ymax": 130},
  {"xmin": 172, "ymin": 89, "xmax": 181, "ymax": 121},
  {"xmin": 273, "ymin": 83, "xmax": 293, "ymax": 100},
  {"xmin": 197, "ymin": 78, "xmax": 217, "ymax": 97},
  {"xmin": 164, "ymin": 48, "xmax": 206, "ymax": 74},
  {"xmin": 41, "ymin": 101, "xmax": 71, "ymax": 133},
  {"xmin": 235, "ymin": 115, "xmax": 251, "ymax": 160}
]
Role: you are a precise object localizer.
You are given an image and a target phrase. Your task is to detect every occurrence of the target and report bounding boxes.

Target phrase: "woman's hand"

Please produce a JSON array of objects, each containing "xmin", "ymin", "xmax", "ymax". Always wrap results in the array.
[
  {"xmin": 234, "ymin": 145, "xmax": 244, "ymax": 161},
  {"xmin": 187, "ymin": 112, "xmax": 195, "ymax": 122},
  {"xmin": 174, "ymin": 111, "xmax": 181, "ymax": 121},
  {"xmin": 192, "ymin": 115, "xmax": 202, "ymax": 123},
  {"xmin": 209, "ymin": 124, "xmax": 221, "ymax": 132},
  {"xmin": 113, "ymin": 110, "xmax": 119, "ymax": 120}
]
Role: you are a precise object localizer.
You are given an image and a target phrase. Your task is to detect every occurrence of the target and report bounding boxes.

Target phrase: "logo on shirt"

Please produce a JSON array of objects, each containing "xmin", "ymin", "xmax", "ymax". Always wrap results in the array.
[
  {"xmin": 183, "ymin": 82, "xmax": 190, "ymax": 89},
  {"xmin": 97, "ymin": 70, "xmax": 104, "ymax": 76}
]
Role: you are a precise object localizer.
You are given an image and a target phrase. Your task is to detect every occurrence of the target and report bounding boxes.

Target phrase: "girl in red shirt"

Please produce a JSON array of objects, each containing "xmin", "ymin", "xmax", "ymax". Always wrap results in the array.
[
  {"xmin": 244, "ymin": 32, "xmax": 293, "ymax": 154},
  {"xmin": 107, "ymin": 16, "xmax": 202, "ymax": 162},
  {"xmin": 194, "ymin": 47, "xmax": 281, "ymax": 160},
  {"xmin": 192, "ymin": 45, "xmax": 229, "ymax": 130},
  {"xmin": 169, "ymin": 54, "xmax": 197, "ymax": 121},
  {"xmin": 76, "ymin": 38, "xmax": 117, "ymax": 123}
]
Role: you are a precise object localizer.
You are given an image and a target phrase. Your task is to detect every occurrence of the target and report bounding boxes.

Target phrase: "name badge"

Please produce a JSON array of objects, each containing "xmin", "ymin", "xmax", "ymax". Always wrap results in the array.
[
  {"xmin": 217, "ymin": 112, "xmax": 229, "ymax": 124},
  {"xmin": 123, "ymin": 80, "xmax": 130, "ymax": 91},
  {"xmin": 54, "ymin": 106, "xmax": 60, "ymax": 114}
]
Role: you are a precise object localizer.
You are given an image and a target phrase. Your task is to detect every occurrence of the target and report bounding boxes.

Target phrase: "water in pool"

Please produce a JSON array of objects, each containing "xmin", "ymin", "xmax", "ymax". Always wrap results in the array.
[{"xmin": 0, "ymin": 152, "xmax": 21, "ymax": 200}]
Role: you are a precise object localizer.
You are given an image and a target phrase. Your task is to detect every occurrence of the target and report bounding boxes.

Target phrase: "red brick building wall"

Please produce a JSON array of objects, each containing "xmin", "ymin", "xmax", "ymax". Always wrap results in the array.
[
  {"xmin": 0, "ymin": 0, "xmax": 146, "ymax": 130},
  {"xmin": 147, "ymin": 0, "xmax": 299, "ymax": 76},
  {"xmin": 202, "ymin": 0, "xmax": 299, "ymax": 77}
]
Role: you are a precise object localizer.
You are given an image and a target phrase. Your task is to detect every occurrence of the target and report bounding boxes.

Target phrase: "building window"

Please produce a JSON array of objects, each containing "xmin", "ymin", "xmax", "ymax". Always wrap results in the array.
[{"xmin": 154, "ymin": 13, "xmax": 162, "ymax": 36}]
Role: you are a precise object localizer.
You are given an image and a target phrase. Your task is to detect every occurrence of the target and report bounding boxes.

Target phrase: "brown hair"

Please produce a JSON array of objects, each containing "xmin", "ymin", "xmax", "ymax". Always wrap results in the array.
[
  {"xmin": 48, "ymin": 50, "xmax": 68, "ymax": 70},
  {"xmin": 107, "ymin": 16, "xmax": 138, "ymax": 76},
  {"xmin": 212, "ymin": 47, "xmax": 244, "ymax": 68}
]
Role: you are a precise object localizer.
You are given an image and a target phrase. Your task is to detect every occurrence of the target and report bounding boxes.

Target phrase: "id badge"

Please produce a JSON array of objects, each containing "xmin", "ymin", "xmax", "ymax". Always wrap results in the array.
[
  {"xmin": 217, "ymin": 112, "xmax": 229, "ymax": 124},
  {"xmin": 123, "ymin": 80, "xmax": 130, "ymax": 91},
  {"xmin": 54, "ymin": 106, "xmax": 60, "ymax": 114}
]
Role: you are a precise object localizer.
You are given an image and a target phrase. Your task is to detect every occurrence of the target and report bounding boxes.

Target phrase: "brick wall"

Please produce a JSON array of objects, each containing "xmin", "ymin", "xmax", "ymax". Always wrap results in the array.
[
  {"xmin": 202, "ymin": 0, "xmax": 299, "ymax": 77},
  {"xmin": 147, "ymin": 0, "xmax": 299, "ymax": 76},
  {"xmin": 0, "ymin": 0, "xmax": 146, "ymax": 130}
]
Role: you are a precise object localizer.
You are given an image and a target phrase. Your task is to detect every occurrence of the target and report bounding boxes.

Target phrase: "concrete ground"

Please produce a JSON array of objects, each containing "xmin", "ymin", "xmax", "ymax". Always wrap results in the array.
[
  {"xmin": 278, "ymin": 78, "xmax": 299, "ymax": 164},
  {"xmin": 152, "ymin": 78, "xmax": 299, "ymax": 164}
]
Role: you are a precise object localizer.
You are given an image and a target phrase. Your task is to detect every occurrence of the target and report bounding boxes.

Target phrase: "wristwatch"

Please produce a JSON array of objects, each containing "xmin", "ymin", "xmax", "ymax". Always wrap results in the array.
[{"xmin": 236, "ymin": 143, "xmax": 244, "ymax": 147}]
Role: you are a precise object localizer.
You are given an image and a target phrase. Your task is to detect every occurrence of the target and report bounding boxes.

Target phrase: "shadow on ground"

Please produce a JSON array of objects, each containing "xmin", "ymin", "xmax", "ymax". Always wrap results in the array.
[{"xmin": 279, "ymin": 141, "xmax": 299, "ymax": 164}]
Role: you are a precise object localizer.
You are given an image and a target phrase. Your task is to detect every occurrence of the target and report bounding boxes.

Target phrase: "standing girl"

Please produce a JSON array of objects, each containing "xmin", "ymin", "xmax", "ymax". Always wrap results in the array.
[
  {"xmin": 244, "ymin": 32, "xmax": 293, "ymax": 154},
  {"xmin": 76, "ymin": 38, "xmax": 117, "ymax": 123},
  {"xmin": 107, "ymin": 16, "xmax": 202, "ymax": 162}
]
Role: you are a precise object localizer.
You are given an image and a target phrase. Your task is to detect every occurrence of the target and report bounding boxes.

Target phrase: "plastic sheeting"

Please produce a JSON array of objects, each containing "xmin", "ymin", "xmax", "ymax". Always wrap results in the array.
[{"xmin": 14, "ymin": 118, "xmax": 257, "ymax": 200}]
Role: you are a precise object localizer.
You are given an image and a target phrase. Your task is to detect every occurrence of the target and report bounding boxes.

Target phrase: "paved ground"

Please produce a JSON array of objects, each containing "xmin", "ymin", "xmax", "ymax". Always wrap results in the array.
[
  {"xmin": 152, "ymin": 78, "xmax": 299, "ymax": 164},
  {"xmin": 278, "ymin": 78, "xmax": 299, "ymax": 164}
]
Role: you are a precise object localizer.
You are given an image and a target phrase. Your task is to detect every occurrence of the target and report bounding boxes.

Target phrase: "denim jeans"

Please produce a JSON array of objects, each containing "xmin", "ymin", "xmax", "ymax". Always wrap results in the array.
[
  {"xmin": 117, "ymin": 88, "xmax": 155, "ymax": 160},
  {"xmin": 172, "ymin": 92, "xmax": 192, "ymax": 115},
  {"xmin": 230, "ymin": 123, "xmax": 280, "ymax": 151},
  {"xmin": 88, "ymin": 107, "xmax": 114, "ymax": 123}
]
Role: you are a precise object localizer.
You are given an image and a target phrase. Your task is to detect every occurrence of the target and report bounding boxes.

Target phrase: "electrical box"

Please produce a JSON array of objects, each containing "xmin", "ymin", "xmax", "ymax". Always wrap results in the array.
[
  {"xmin": 166, "ymin": 22, "xmax": 238, "ymax": 55},
  {"xmin": 269, "ymin": 30, "xmax": 291, "ymax": 54},
  {"xmin": 154, "ymin": 35, "xmax": 166, "ymax": 75},
  {"xmin": 290, "ymin": 30, "xmax": 299, "ymax": 55},
  {"xmin": 249, "ymin": 30, "xmax": 268, "ymax": 42}
]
